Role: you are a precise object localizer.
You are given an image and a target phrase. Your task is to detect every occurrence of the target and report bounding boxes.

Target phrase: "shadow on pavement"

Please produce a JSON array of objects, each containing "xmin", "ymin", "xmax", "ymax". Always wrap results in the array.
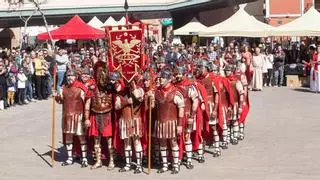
[
  {"xmin": 291, "ymin": 88, "xmax": 314, "ymax": 93},
  {"xmin": 32, "ymin": 148, "xmax": 53, "ymax": 168},
  {"xmin": 32, "ymin": 145, "xmax": 67, "ymax": 168}
]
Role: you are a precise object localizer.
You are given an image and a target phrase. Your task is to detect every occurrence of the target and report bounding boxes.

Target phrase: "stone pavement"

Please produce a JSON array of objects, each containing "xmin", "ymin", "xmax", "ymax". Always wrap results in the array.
[{"xmin": 0, "ymin": 87, "xmax": 319, "ymax": 180}]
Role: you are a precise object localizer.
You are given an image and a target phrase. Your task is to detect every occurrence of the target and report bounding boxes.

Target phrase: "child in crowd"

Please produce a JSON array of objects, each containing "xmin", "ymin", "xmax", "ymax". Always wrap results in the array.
[
  {"xmin": 17, "ymin": 67, "xmax": 27, "ymax": 105},
  {"xmin": 0, "ymin": 61, "xmax": 6, "ymax": 110},
  {"xmin": 6, "ymin": 72, "xmax": 16, "ymax": 106}
]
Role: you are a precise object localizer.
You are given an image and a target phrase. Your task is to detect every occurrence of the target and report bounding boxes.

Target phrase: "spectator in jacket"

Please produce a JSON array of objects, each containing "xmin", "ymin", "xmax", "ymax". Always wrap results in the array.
[
  {"xmin": 264, "ymin": 47, "xmax": 274, "ymax": 87},
  {"xmin": 0, "ymin": 60, "xmax": 6, "ymax": 110},
  {"xmin": 22, "ymin": 56, "xmax": 36, "ymax": 102},
  {"xmin": 55, "ymin": 48, "xmax": 68, "ymax": 93},
  {"xmin": 6, "ymin": 72, "xmax": 16, "ymax": 107},
  {"xmin": 17, "ymin": 67, "xmax": 27, "ymax": 105},
  {"xmin": 273, "ymin": 46, "xmax": 286, "ymax": 87},
  {"xmin": 44, "ymin": 49, "xmax": 55, "ymax": 96},
  {"xmin": 34, "ymin": 52, "xmax": 48, "ymax": 100}
]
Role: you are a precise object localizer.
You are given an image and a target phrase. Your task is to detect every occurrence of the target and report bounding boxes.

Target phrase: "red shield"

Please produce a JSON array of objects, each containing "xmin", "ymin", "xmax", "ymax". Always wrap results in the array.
[{"xmin": 106, "ymin": 26, "xmax": 144, "ymax": 83}]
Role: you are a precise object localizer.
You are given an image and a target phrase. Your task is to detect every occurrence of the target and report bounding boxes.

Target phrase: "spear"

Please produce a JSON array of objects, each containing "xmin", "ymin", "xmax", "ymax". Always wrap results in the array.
[{"xmin": 51, "ymin": 64, "xmax": 57, "ymax": 167}]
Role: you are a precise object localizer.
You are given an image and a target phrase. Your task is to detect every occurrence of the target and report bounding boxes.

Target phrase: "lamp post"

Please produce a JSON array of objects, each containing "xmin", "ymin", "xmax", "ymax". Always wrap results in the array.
[{"xmin": 124, "ymin": 0, "xmax": 129, "ymax": 25}]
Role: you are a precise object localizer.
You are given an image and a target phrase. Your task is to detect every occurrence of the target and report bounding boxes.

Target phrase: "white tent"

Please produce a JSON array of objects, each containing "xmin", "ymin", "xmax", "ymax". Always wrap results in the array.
[
  {"xmin": 103, "ymin": 16, "xmax": 118, "ymax": 26},
  {"xmin": 271, "ymin": 7, "xmax": 320, "ymax": 36},
  {"xmin": 88, "ymin": 16, "xmax": 104, "ymax": 30},
  {"xmin": 174, "ymin": 18, "xmax": 209, "ymax": 35},
  {"xmin": 200, "ymin": 7, "xmax": 275, "ymax": 37},
  {"xmin": 21, "ymin": 26, "xmax": 58, "ymax": 36},
  {"xmin": 117, "ymin": 16, "xmax": 127, "ymax": 25}
]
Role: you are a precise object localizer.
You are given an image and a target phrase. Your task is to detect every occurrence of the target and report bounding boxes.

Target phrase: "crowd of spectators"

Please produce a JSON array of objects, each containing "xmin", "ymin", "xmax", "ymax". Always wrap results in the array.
[
  {"xmin": 0, "ymin": 38, "xmax": 312, "ymax": 111},
  {"xmin": 148, "ymin": 40, "xmax": 288, "ymax": 91},
  {"xmin": 0, "ymin": 46, "xmax": 106, "ymax": 110}
]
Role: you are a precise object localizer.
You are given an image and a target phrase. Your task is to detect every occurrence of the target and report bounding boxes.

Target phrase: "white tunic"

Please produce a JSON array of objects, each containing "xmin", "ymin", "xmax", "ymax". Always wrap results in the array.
[
  {"xmin": 310, "ymin": 58, "xmax": 320, "ymax": 93},
  {"xmin": 251, "ymin": 54, "xmax": 264, "ymax": 90}
]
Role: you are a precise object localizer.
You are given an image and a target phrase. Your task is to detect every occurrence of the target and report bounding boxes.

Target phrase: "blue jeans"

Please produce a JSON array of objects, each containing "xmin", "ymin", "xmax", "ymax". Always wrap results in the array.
[
  {"xmin": 273, "ymin": 65, "xmax": 284, "ymax": 86},
  {"xmin": 47, "ymin": 74, "xmax": 53, "ymax": 95},
  {"xmin": 25, "ymin": 81, "xmax": 33, "ymax": 100},
  {"xmin": 57, "ymin": 71, "xmax": 65, "ymax": 93}
]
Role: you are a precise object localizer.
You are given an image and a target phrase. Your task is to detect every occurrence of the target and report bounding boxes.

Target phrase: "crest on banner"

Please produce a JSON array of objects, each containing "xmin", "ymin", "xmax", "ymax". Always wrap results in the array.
[{"xmin": 106, "ymin": 25, "xmax": 145, "ymax": 83}]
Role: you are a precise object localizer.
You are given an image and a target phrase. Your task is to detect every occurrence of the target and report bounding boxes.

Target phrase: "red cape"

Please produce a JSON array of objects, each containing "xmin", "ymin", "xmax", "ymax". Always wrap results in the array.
[
  {"xmin": 175, "ymin": 78, "xmax": 196, "ymax": 159},
  {"xmin": 217, "ymin": 76, "xmax": 234, "ymax": 129},
  {"xmin": 196, "ymin": 75, "xmax": 214, "ymax": 143},
  {"xmin": 191, "ymin": 82, "xmax": 208, "ymax": 151},
  {"xmin": 207, "ymin": 74, "xmax": 234, "ymax": 131},
  {"xmin": 112, "ymin": 94, "xmax": 124, "ymax": 156},
  {"xmin": 140, "ymin": 86, "xmax": 156, "ymax": 157},
  {"xmin": 84, "ymin": 78, "xmax": 96, "ymax": 98},
  {"xmin": 234, "ymin": 72, "xmax": 250, "ymax": 124}
]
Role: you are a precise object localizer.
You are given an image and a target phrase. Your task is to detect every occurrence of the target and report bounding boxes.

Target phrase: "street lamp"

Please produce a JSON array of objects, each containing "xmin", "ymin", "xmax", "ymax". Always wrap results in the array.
[{"xmin": 124, "ymin": 0, "xmax": 129, "ymax": 25}]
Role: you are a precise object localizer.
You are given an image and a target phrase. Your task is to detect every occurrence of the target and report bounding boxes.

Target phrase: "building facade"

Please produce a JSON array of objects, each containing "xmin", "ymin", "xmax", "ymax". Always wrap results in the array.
[
  {"xmin": 199, "ymin": 0, "xmax": 265, "ymax": 27},
  {"xmin": 265, "ymin": 0, "xmax": 314, "ymax": 26},
  {"xmin": 0, "ymin": 0, "xmax": 255, "ymax": 48}
]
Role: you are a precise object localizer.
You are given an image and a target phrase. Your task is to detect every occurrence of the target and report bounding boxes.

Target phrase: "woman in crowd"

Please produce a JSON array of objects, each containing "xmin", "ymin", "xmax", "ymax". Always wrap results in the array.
[
  {"xmin": 0, "ymin": 60, "xmax": 6, "ymax": 110},
  {"xmin": 16, "ymin": 67, "xmax": 27, "ymax": 105},
  {"xmin": 264, "ymin": 47, "xmax": 274, "ymax": 87},
  {"xmin": 242, "ymin": 45, "xmax": 253, "ymax": 86},
  {"xmin": 156, "ymin": 45, "xmax": 164, "ymax": 57},
  {"xmin": 273, "ymin": 46, "xmax": 285, "ymax": 87},
  {"xmin": 234, "ymin": 46, "xmax": 242, "ymax": 63},
  {"xmin": 55, "ymin": 48, "xmax": 68, "ymax": 93},
  {"xmin": 34, "ymin": 52, "xmax": 48, "ymax": 100},
  {"xmin": 22, "ymin": 56, "xmax": 35, "ymax": 102},
  {"xmin": 207, "ymin": 45, "xmax": 218, "ymax": 63},
  {"xmin": 224, "ymin": 46, "xmax": 234, "ymax": 64},
  {"xmin": 310, "ymin": 45, "xmax": 320, "ymax": 93},
  {"xmin": 251, "ymin": 47, "xmax": 264, "ymax": 91}
]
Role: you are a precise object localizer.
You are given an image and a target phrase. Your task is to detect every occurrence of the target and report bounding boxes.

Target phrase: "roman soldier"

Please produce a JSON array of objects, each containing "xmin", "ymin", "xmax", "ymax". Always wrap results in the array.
[
  {"xmin": 80, "ymin": 68, "xmax": 96, "ymax": 98},
  {"xmin": 187, "ymin": 73, "xmax": 208, "ymax": 163},
  {"xmin": 54, "ymin": 69, "xmax": 89, "ymax": 167},
  {"xmin": 155, "ymin": 56, "xmax": 167, "ymax": 73},
  {"xmin": 225, "ymin": 65, "xmax": 244, "ymax": 145},
  {"xmin": 195, "ymin": 60, "xmax": 221, "ymax": 157},
  {"xmin": 84, "ymin": 61, "xmax": 115, "ymax": 170},
  {"xmin": 154, "ymin": 69, "xmax": 185, "ymax": 174},
  {"xmin": 235, "ymin": 61, "xmax": 250, "ymax": 140},
  {"xmin": 218, "ymin": 67, "xmax": 234, "ymax": 149},
  {"xmin": 173, "ymin": 66, "xmax": 199, "ymax": 169},
  {"xmin": 141, "ymin": 71, "xmax": 160, "ymax": 164},
  {"xmin": 114, "ymin": 74, "xmax": 145, "ymax": 174}
]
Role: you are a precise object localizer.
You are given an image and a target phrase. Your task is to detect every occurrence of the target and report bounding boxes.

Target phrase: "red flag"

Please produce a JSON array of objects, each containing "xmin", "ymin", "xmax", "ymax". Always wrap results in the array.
[{"xmin": 105, "ymin": 26, "xmax": 144, "ymax": 83}]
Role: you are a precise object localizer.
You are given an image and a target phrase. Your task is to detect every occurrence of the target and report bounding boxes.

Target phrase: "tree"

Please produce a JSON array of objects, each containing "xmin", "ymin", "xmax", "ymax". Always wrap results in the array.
[{"xmin": 7, "ymin": 0, "xmax": 54, "ymax": 50}]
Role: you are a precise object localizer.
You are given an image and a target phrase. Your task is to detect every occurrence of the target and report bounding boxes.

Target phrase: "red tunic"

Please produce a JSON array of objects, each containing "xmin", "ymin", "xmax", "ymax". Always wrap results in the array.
[
  {"xmin": 191, "ymin": 82, "xmax": 208, "ymax": 151},
  {"xmin": 154, "ymin": 84, "xmax": 181, "ymax": 139},
  {"xmin": 59, "ymin": 80, "xmax": 88, "ymax": 156},
  {"xmin": 235, "ymin": 72, "xmax": 250, "ymax": 124},
  {"xmin": 88, "ymin": 90, "xmax": 113, "ymax": 137}
]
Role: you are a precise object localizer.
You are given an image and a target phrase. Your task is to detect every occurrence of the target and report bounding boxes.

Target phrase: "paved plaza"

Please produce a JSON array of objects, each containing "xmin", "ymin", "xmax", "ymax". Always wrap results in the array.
[{"xmin": 0, "ymin": 87, "xmax": 319, "ymax": 180}]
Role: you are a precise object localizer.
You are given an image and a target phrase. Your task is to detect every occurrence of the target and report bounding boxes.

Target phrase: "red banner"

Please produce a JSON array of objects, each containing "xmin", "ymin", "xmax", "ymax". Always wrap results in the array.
[{"xmin": 106, "ymin": 26, "xmax": 144, "ymax": 83}]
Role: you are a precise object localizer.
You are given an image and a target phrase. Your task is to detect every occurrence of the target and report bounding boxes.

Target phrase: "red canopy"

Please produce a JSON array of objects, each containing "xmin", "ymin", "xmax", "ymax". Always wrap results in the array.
[{"xmin": 38, "ymin": 15, "xmax": 105, "ymax": 40}]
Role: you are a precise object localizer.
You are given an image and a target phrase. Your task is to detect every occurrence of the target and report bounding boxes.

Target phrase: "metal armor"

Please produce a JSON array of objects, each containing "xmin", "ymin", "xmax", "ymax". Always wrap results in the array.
[
  {"xmin": 63, "ymin": 86, "xmax": 84, "ymax": 116},
  {"xmin": 219, "ymin": 82, "xmax": 229, "ymax": 107},
  {"xmin": 199, "ymin": 77, "xmax": 214, "ymax": 102},
  {"xmin": 155, "ymin": 89, "xmax": 178, "ymax": 122},
  {"xmin": 91, "ymin": 90, "xmax": 112, "ymax": 114},
  {"xmin": 121, "ymin": 95, "xmax": 142, "ymax": 121},
  {"xmin": 229, "ymin": 80, "xmax": 240, "ymax": 103},
  {"xmin": 176, "ymin": 85, "xmax": 192, "ymax": 115}
]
